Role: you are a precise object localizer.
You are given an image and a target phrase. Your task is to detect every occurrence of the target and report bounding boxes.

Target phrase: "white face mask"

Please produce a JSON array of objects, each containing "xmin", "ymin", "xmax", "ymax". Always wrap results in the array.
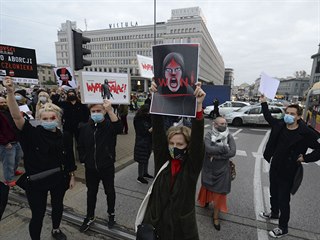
[{"xmin": 39, "ymin": 96, "xmax": 47, "ymax": 104}]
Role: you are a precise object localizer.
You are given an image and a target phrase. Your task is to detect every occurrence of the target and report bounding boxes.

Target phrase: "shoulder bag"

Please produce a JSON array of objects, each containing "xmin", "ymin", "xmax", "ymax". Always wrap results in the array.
[
  {"xmin": 135, "ymin": 161, "xmax": 169, "ymax": 240},
  {"xmin": 230, "ymin": 160, "xmax": 236, "ymax": 181}
]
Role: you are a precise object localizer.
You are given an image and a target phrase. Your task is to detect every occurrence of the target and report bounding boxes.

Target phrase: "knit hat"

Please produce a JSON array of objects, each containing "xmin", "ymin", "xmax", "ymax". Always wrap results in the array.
[{"xmin": 14, "ymin": 89, "xmax": 31, "ymax": 100}]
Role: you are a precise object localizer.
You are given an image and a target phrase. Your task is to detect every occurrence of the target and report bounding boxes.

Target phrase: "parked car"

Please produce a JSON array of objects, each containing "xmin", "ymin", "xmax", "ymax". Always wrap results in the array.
[
  {"xmin": 224, "ymin": 105, "xmax": 285, "ymax": 126},
  {"xmin": 204, "ymin": 101, "xmax": 250, "ymax": 118}
]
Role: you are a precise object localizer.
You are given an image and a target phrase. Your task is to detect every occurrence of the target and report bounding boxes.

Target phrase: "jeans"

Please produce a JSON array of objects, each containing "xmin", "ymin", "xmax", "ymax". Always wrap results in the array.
[
  {"xmin": 85, "ymin": 166, "xmax": 115, "ymax": 218},
  {"xmin": 0, "ymin": 142, "xmax": 23, "ymax": 181}
]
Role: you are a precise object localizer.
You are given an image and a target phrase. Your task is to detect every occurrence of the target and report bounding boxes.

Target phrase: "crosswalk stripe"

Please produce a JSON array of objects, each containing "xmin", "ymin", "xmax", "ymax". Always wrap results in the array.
[{"xmin": 236, "ymin": 150, "xmax": 247, "ymax": 156}]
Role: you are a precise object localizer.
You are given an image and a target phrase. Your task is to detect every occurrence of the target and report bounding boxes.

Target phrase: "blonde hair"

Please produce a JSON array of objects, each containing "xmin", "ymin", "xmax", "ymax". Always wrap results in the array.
[
  {"xmin": 35, "ymin": 92, "xmax": 52, "ymax": 120},
  {"xmin": 167, "ymin": 125, "xmax": 191, "ymax": 145},
  {"xmin": 38, "ymin": 103, "xmax": 62, "ymax": 123}
]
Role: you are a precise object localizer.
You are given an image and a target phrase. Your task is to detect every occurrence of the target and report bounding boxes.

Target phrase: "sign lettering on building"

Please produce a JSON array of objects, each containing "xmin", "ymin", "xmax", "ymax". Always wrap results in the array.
[{"xmin": 109, "ymin": 21, "xmax": 138, "ymax": 29}]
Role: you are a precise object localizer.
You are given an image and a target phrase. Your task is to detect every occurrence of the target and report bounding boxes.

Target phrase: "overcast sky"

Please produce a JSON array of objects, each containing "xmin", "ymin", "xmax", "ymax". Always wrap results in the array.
[{"xmin": 0, "ymin": 0, "xmax": 319, "ymax": 85}]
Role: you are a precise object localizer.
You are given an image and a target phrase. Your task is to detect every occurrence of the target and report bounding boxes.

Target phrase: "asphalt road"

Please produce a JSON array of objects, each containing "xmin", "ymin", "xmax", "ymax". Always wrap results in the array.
[{"xmin": 1, "ymin": 117, "xmax": 320, "ymax": 240}]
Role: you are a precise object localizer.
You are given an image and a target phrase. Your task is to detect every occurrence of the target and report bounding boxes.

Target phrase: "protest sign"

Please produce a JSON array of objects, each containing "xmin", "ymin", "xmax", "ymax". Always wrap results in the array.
[
  {"xmin": 19, "ymin": 104, "xmax": 34, "ymax": 119},
  {"xmin": 80, "ymin": 71, "xmax": 130, "ymax": 104},
  {"xmin": 259, "ymin": 72, "xmax": 280, "ymax": 99},
  {"xmin": 0, "ymin": 44, "xmax": 38, "ymax": 84},
  {"xmin": 137, "ymin": 54, "xmax": 153, "ymax": 79},
  {"xmin": 54, "ymin": 67, "xmax": 77, "ymax": 88},
  {"xmin": 150, "ymin": 44, "xmax": 199, "ymax": 117}
]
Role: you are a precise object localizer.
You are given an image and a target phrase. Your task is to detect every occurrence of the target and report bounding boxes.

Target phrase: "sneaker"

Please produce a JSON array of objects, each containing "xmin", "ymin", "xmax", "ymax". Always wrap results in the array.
[
  {"xmin": 51, "ymin": 229, "xmax": 67, "ymax": 240},
  {"xmin": 79, "ymin": 217, "xmax": 95, "ymax": 232},
  {"xmin": 137, "ymin": 177, "xmax": 148, "ymax": 184},
  {"xmin": 269, "ymin": 227, "xmax": 288, "ymax": 238},
  {"xmin": 259, "ymin": 211, "xmax": 279, "ymax": 220},
  {"xmin": 108, "ymin": 214, "xmax": 116, "ymax": 228},
  {"xmin": 15, "ymin": 170, "xmax": 24, "ymax": 176},
  {"xmin": 4, "ymin": 181, "xmax": 16, "ymax": 187},
  {"xmin": 143, "ymin": 174, "xmax": 154, "ymax": 179}
]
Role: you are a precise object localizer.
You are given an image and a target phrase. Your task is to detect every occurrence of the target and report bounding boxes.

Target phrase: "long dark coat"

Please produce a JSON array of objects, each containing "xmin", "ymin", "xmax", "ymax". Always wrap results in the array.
[
  {"xmin": 201, "ymin": 132, "xmax": 236, "ymax": 194},
  {"xmin": 143, "ymin": 115, "xmax": 204, "ymax": 240},
  {"xmin": 133, "ymin": 114, "xmax": 152, "ymax": 164}
]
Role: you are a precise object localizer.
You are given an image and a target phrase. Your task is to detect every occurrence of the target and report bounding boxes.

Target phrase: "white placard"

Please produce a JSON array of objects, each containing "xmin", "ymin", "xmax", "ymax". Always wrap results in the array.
[
  {"xmin": 54, "ymin": 67, "xmax": 77, "ymax": 88},
  {"xmin": 137, "ymin": 54, "xmax": 153, "ymax": 79},
  {"xmin": 80, "ymin": 71, "xmax": 130, "ymax": 104},
  {"xmin": 19, "ymin": 104, "xmax": 34, "ymax": 119},
  {"xmin": 259, "ymin": 72, "xmax": 280, "ymax": 99}
]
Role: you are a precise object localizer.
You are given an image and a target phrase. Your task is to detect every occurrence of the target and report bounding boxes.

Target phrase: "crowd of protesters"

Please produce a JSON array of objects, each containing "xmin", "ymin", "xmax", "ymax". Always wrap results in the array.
[{"xmin": 1, "ymin": 75, "xmax": 320, "ymax": 240}]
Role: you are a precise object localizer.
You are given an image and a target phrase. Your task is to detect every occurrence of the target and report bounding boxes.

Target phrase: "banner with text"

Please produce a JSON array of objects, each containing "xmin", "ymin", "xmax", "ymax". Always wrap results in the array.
[
  {"xmin": 80, "ymin": 71, "xmax": 130, "ymax": 104},
  {"xmin": 54, "ymin": 67, "xmax": 77, "ymax": 88},
  {"xmin": 137, "ymin": 54, "xmax": 153, "ymax": 79},
  {"xmin": 150, "ymin": 43, "xmax": 199, "ymax": 117},
  {"xmin": 0, "ymin": 44, "xmax": 38, "ymax": 84}
]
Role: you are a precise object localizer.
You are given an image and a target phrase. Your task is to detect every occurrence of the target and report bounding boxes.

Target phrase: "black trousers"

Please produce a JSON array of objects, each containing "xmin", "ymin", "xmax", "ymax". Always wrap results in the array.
[
  {"xmin": 138, "ymin": 162, "xmax": 149, "ymax": 178},
  {"xmin": 269, "ymin": 168, "xmax": 293, "ymax": 231},
  {"xmin": 85, "ymin": 166, "xmax": 115, "ymax": 218},
  {"xmin": 26, "ymin": 182, "xmax": 66, "ymax": 240}
]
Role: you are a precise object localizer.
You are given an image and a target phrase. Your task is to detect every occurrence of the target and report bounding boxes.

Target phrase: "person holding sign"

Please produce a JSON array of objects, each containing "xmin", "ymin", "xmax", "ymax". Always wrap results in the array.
[
  {"xmin": 78, "ymin": 100, "xmax": 122, "ymax": 232},
  {"xmin": 138, "ymin": 81, "xmax": 205, "ymax": 240},
  {"xmin": 3, "ymin": 76, "xmax": 76, "ymax": 240},
  {"xmin": 259, "ymin": 94, "xmax": 320, "ymax": 238}
]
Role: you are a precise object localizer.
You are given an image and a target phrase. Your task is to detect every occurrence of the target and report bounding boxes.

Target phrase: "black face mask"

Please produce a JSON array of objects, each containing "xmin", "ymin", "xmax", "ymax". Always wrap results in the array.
[
  {"xmin": 216, "ymin": 126, "xmax": 227, "ymax": 132},
  {"xmin": 0, "ymin": 105, "xmax": 8, "ymax": 111},
  {"xmin": 169, "ymin": 147, "xmax": 187, "ymax": 161},
  {"xmin": 67, "ymin": 95, "xmax": 77, "ymax": 101}
]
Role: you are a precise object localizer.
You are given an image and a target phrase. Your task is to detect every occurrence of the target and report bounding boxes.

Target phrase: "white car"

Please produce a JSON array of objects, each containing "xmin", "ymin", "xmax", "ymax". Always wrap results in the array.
[
  {"xmin": 204, "ymin": 101, "xmax": 250, "ymax": 118},
  {"xmin": 224, "ymin": 105, "xmax": 285, "ymax": 126}
]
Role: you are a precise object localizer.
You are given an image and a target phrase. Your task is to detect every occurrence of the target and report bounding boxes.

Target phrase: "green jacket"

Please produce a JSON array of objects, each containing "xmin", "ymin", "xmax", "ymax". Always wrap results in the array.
[{"xmin": 143, "ymin": 115, "xmax": 204, "ymax": 240}]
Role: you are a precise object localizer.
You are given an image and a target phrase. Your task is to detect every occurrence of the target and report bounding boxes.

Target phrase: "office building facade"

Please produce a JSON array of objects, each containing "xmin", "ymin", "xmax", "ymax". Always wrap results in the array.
[{"xmin": 55, "ymin": 7, "xmax": 225, "ymax": 91}]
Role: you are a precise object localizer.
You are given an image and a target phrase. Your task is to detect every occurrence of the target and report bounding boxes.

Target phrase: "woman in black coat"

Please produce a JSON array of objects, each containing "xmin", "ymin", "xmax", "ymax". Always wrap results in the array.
[{"xmin": 134, "ymin": 104, "xmax": 153, "ymax": 184}]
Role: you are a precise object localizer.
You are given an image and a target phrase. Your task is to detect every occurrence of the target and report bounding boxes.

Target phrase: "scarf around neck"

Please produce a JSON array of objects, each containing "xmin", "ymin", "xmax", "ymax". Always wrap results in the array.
[{"xmin": 211, "ymin": 127, "xmax": 229, "ymax": 146}]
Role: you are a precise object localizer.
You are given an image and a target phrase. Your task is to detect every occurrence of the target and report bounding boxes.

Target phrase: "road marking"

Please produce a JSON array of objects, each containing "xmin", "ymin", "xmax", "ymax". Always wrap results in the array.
[
  {"xmin": 236, "ymin": 150, "xmax": 247, "ymax": 156},
  {"xmin": 250, "ymin": 129, "xmax": 268, "ymax": 132},
  {"xmin": 232, "ymin": 129, "xmax": 242, "ymax": 137},
  {"xmin": 253, "ymin": 130, "xmax": 271, "ymax": 240},
  {"xmin": 204, "ymin": 124, "xmax": 211, "ymax": 128},
  {"xmin": 263, "ymin": 159, "xmax": 269, "ymax": 173}
]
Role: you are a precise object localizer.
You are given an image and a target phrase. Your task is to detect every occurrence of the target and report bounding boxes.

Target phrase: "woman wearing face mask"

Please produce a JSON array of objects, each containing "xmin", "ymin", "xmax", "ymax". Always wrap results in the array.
[
  {"xmin": 35, "ymin": 91, "xmax": 52, "ymax": 120},
  {"xmin": 14, "ymin": 89, "xmax": 34, "ymax": 119},
  {"xmin": 139, "ymin": 81, "xmax": 206, "ymax": 240},
  {"xmin": 197, "ymin": 116, "xmax": 236, "ymax": 231},
  {"xmin": 3, "ymin": 76, "xmax": 76, "ymax": 240}
]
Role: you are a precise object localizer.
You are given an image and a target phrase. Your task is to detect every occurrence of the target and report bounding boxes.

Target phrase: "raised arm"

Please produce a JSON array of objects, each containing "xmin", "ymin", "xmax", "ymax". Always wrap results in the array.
[
  {"xmin": 260, "ymin": 95, "xmax": 278, "ymax": 126},
  {"xmin": 188, "ymin": 83, "xmax": 206, "ymax": 173},
  {"xmin": 3, "ymin": 76, "xmax": 25, "ymax": 130}
]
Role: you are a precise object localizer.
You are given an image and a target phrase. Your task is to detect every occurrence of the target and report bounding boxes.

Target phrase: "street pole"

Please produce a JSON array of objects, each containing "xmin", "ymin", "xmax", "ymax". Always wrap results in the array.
[
  {"xmin": 66, "ymin": 20, "xmax": 75, "ymax": 70},
  {"xmin": 154, "ymin": 0, "xmax": 156, "ymax": 45}
]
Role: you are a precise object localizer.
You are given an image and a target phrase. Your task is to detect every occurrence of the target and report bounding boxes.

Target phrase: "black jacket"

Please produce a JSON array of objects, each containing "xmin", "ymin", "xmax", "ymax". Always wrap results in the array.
[
  {"xmin": 262, "ymin": 102, "xmax": 320, "ymax": 165},
  {"xmin": 78, "ymin": 118, "xmax": 122, "ymax": 170},
  {"xmin": 133, "ymin": 114, "xmax": 152, "ymax": 164},
  {"xmin": 59, "ymin": 101, "xmax": 90, "ymax": 134},
  {"xmin": 143, "ymin": 115, "xmax": 204, "ymax": 240},
  {"xmin": 19, "ymin": 121, "xmax": 76, "ymax": 176}
]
